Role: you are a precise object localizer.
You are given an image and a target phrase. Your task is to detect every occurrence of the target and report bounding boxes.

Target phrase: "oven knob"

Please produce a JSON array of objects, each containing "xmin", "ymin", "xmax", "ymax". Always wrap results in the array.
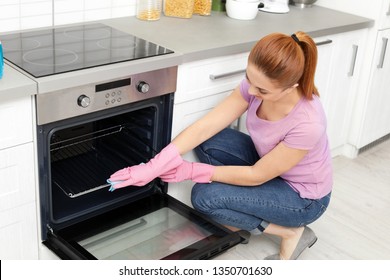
[
  {"xmin": 137, "ymin": 81, "xmax": 150, "ymax": 94},
  {"xmin": 77, "ymin": 95, "xmax": 91, "ymax": 108}
]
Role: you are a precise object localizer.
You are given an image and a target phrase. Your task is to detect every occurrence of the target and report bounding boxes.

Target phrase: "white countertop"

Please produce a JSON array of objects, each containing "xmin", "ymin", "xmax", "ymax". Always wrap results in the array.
[
  {"xmin": 0, "ymin": 64, "xmax": 37, "ymax": 100},
  {"xmin": 104, "ymin": 7, "xmax": 374, "ymax": 62}
]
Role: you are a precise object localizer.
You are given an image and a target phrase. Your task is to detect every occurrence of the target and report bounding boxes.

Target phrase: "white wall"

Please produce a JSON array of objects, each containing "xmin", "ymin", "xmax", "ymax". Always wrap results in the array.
[
  {"xmin": 315, "ymin": 0, "xmax": 381, "ymax": 20},
  {"xmin": 0, "ymin": 0, "xmax": 137, "ymax": 33}
]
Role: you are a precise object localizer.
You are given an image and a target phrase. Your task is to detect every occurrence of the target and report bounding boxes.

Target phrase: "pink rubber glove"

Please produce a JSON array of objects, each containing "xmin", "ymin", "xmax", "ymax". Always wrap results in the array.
[
  {"xmin": 159, "ymin": 160, "xmax": 215, "ymax": 183},
  {"xmin": 108, "ymin": 143, "xmax": 183, "ymax": 190}
]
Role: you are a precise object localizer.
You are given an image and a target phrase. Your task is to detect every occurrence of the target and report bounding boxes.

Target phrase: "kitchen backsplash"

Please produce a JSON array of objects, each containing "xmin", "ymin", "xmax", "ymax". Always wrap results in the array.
[{"xmin": 0, "ymin": 0, "xmax": 137, "ymax": 33}]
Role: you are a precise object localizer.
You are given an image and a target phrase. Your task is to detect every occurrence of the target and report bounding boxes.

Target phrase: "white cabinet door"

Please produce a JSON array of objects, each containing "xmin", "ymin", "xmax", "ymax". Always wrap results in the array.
[
  {"xmin": 0, "ymin": 202, "xmax": 38, "ymax": 259},
  {"xmin": 380, "ymin": 0, "xmax": 390, "ymax": 29},
  {"xmin": 0, "ymin": 143, "xmax": 36, "ymax": 212},
  {"xmin": 359, "ymin": 29, "xmax": 390, "ymax": 147},
  {"xmin": 314, "ymin": 30, "xmax": 367, "ymax": 155},
  {"xmin": 0, "ymin": 96, "xmax": 33, "ymax": 150},
  {"xmin": 0, "ymin": 142, "xmax": 38, "ymax": 259},
  {"xmin": 326, "ymin": 30, "xmax": 367, "ymax": 154},
  {"xmin": 314, "ymin": 36, "xmax": 336, "ymax": 113}
]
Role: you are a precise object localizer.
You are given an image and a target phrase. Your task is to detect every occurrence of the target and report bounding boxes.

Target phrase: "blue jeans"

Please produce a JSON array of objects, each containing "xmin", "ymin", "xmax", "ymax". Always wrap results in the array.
[{"xmin": 191, "ymin": 128, "xmax": 331, "ymax": 232}]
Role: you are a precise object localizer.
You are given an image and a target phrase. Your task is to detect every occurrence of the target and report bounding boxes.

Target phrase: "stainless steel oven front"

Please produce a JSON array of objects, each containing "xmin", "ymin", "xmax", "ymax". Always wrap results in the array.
[{"xmin": 36, "ymin": 66, "xmax": 241, "ymax": 260}]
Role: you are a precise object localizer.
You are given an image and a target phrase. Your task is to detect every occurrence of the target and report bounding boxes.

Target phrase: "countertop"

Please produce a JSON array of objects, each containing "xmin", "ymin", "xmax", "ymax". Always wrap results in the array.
[
  {"xmin": 0, "ymin": 64, "xmax": 37, "ymax": 100},
  {"xmin": 104, "ymin": 6, "xmax": 374, "ymax": 62},
  {"xmin": 0, "ymin": 5, "xmax": 374, "ymax": 95}
]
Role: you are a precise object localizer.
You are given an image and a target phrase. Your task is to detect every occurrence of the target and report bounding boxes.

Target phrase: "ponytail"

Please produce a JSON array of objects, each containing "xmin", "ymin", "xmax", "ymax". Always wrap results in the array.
[
  {"xmin": 248, "ymin": 31, "xmax": 319, "ymax": 99},
  {"xmin": 293, "ymin": 31, "xmax": 319, "ymax": 99}
]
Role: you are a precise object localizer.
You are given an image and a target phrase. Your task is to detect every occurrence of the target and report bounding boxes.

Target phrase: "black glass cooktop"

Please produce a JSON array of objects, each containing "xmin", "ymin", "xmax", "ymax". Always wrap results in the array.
[{"xmin": 0, "ymin": 23, "xmax": 174, "ymax": 78}]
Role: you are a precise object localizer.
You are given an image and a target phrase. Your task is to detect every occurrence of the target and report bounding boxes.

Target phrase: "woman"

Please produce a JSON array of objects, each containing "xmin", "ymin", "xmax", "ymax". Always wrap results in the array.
[{"xmin": 108, "ymin": 31, "xmax": 333, "ymax": 260}]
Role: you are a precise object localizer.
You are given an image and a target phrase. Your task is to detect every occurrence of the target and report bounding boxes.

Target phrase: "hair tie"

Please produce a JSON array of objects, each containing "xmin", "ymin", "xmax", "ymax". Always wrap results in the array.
[{"xmin": 291, "ymin": 34, "xmax": 300, "ymax": 43}]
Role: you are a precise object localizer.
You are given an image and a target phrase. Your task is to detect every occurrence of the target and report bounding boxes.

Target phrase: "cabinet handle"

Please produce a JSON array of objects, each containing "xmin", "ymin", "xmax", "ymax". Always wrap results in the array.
[
  {"xmin": 377, "ymin": 37, "xmax": 388, "ymax": 69},
  {"xmin": 209, "ymin": 69, "xmax": 246, "ymax": 80},
  {"xmin": 387, "ymin": 2, "xmax": 390, "ymax": 15},
  {"xmin": 315, "ymin": 39, "xmax": 333, "ymax": 46},
  {"xmin": 348, "ymin": 45, "xmax": 359, "ymax": 76}
]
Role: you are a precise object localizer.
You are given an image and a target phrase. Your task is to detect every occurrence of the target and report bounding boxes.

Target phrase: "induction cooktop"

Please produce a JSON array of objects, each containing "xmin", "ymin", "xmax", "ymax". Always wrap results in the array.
[{"xmin": 0, "ymin": 23, "xmax": 174, "ymax": 78}]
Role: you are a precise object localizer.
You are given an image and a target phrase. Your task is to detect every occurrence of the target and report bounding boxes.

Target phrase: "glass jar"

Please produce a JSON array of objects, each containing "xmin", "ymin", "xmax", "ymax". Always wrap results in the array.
[
  {"xmin": 164, "ymin": 0, "xmax": 194, "ymax": 19},
  {"xmin": 193, "ymin": 0, "xmax": 212, "ymax": 16},
  {"xmin": 212, "ymin": 0, "xmax": 226, "ymax": 11},
  {"xmin": 136, "ymin": 0, "xmax": 162, "ymax": 21}
]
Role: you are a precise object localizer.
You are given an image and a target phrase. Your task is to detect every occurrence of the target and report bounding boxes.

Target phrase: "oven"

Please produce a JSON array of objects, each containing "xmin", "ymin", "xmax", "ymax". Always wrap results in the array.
[{"xmin": 1, "ymin": 23, "xmax": 242, "ymax": 260}]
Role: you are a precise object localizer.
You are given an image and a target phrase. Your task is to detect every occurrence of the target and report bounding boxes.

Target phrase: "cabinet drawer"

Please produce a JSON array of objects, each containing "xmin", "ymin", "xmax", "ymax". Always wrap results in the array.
[
  {"xmin": 0, "ymin": 96, "xmax": 33, "ymax": 150},
  {"xmin": 175, "ymin": 52, "xmax": 248, "ymax": 104},
  {"xmin": 0, "ymin": 143, "xmax": 36, "ymax": 212}
]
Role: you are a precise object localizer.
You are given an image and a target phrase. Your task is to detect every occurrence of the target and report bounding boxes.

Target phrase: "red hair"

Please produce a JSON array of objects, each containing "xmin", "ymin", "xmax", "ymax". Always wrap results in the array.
[{"xmin": 248, "ymin": 31, "xmax": 319, "ymax": 99}]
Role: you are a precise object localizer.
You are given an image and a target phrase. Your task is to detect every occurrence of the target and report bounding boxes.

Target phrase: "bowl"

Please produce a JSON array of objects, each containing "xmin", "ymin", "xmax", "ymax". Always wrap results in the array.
[
  {"xmin": 289, "ymin": 0, "xmax": 317, "ymax": 8},
  {"xmin": 226, "ymin": 0, "xmax": 261, "ymax": 20}
]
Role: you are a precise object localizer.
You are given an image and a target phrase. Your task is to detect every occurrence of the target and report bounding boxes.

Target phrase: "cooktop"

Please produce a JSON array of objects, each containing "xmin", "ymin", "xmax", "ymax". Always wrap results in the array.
[{"xmin": 0, "ymin": 23, "xmax": 174, "ymax": 78}]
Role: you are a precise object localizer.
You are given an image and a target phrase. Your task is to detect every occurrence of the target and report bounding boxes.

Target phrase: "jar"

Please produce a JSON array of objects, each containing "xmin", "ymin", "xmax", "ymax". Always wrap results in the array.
[
  {"xmin": 136, "ymin": 0, "xmax": 162, "ymax": 21},
  {"xmin": 212, "ymin": 0, "xmax": 226, "ymax": 11},
  {"xmin": 193, "ymin": 0, "xmax": 212, "ymax": 16},
  {"xmin": 164, "ymin": 0, "xmax": 194, "ymax": 18}
]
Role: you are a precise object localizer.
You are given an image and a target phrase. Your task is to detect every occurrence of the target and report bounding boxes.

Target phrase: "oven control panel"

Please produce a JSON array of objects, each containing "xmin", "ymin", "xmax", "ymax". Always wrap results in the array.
[{"xmin": 36, "ymin": 66, "xmax": 177, "ymax": 125}]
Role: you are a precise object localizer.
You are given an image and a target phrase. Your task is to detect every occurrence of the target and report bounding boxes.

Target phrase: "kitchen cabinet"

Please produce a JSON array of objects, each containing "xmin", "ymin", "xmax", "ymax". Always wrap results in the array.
[
  {"xmin": 353, "ymin": 0, "xmax": 390, "ymax": 150},
  {"xmin": 0, "ymin": 200, "xmax": 38, "ymax": 259},
  {"xmin": 357, "ymin": 29, "xmax": 390, "ymax": 147},
  {"xmin": 317, "ymin": 0, "xmax": 390, "ymax": 155},
  {"xmin": 380, "ymin": 0, "xmax": 390, "ymax": 29},
  {"xmin": 0, "ymin": 95, "xmax": 33, "ymax": 150},
  {"xmin": 315, "ymin": 29, "xmax": 368, "ymax": 156},
  {"xmin": 0, "ymin": 95, "xmax": 38, "ymax": 259}
]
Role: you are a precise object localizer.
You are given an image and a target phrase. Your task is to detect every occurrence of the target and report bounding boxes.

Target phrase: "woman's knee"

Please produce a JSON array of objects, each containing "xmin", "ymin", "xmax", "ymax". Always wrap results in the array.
[
  {"xmin": 195, "ymin": 128, "xmax": 259, "ymax": 166},
  {"xmin": 191, "ymin": 183, "xmax": 213, "ymax": 213}
]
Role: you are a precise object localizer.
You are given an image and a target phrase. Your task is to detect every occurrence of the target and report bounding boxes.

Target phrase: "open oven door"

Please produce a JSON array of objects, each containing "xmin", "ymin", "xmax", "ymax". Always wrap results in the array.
[
  {"xmin": 44, "ymin": 192, "xmax": 243, "ymax": 260},
  {"xmin": 37, "ymin": 93, "xmax": 243, "ymax": 260}
]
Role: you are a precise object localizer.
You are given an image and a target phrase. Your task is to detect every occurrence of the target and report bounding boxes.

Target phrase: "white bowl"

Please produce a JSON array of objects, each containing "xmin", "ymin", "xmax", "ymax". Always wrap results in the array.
[{"xmin": 226, "ymin": 0, "xmax": 261, "ymax": 20}]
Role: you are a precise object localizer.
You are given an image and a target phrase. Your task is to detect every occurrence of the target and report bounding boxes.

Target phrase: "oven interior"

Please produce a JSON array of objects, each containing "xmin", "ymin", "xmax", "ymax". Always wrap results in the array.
[{"xmin": 51, "ymin": 109, "xmax": 156, "ymax": 198}]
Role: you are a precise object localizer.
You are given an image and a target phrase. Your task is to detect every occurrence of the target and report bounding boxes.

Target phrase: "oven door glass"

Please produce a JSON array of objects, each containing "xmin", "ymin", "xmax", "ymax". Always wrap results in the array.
[
  {"xmin": 45, "ymin": 193, "xmax": 242, "ymax": 260},
  {"xmin": 79, "ymin": 207, "xmax": 211, "ymax": 260}
]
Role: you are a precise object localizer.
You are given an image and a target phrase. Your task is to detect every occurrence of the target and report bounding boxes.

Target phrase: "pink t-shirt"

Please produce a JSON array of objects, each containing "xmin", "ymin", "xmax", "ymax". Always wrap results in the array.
[{"xmin": 240, "ymin": 79, "xmax": 333, "ymax": 199}]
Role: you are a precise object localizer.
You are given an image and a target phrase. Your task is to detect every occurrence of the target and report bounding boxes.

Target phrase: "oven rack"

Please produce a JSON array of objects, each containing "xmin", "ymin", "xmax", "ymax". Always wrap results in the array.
[
  {"xmin": 50, "ymin": 125, "xmax": 124, "ymax": 152},
  {"xmin": 50, "ymin": 123, "xmax": 156, "ymax": 198}
]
